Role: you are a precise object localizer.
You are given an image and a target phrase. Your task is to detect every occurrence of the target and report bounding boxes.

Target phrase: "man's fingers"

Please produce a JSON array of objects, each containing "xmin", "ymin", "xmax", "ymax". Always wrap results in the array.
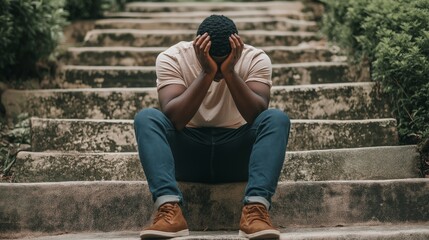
[
  {"xmin": 195, "ymin": 33, "xmax": 208, "ymax": 48},
  {"xmin": 235, "ymin": 33, "xmax": 244, "ymax": 48},
  {"xmin": 200, "ymin": 35, "xmax": 211, "ymax": 53},
  {"xmin": 204, "ymin": 41, "xmax": 211, "ymax": 55},
  {"xmin": 230, "ymin": 34, "xmax": 240, "ymax": 57},
  {"xmin": 232, "ymin": 34, "xmax": 242, "ymax": 48},
  {"xmin": 234, "ymin": 33, "xmax": 242, "ymax": 43},
  {"xmin": 193, "ymin": 35, "xmax": 201, "ymax": 49},
  {"xmin": 229, "ymin": 35, "xmax": 238, "ymax": 49},
  {"xmin": 233, "ymin": 34, "xmax": 243, "ymax": 59},
  {"xmin": 229, "ymin": 36, "xmax": 236, "ymax": 51}
]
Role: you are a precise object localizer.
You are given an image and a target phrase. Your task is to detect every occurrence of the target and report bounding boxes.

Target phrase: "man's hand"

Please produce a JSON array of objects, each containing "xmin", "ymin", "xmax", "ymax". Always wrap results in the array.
[
  {"xmin": 221, "ymin": 33, "xmax": 244, "ymax": 77},
  {"xmin": 193, "ymin": 33, "xmax": 217, "ymax": 75}
]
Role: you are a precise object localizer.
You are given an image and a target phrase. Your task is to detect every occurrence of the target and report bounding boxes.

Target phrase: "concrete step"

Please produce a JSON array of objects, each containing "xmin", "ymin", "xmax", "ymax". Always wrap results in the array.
[
  {"xmin": 9, "ymin": 225, "xmax": 429, "ymax": 240},
  {"xmin": 83, "ymin": 29, "xmax": 319, "ymax": 47},
  {"xmin": 29, "ymin": 118, "xmax": 398, "ymax": 152},
  {"xmin": 125, "ymin": 1, "xmax": 305, "ymax": 13},
  {"xmin": 2, "ymin": 83, "xmax": 392, "ymax": 121},
  {"xmin": 60, "ymin": 62, "xmax": 354, "ymax": 88},
  {"xmin": 104, "ymin": 10, "xmax": 311, "ymax": 21},
  {"xmin": 1, "ymin": 179, "xmax": 428, "ymax": 233},
  {"xmin": 63, "ymin": 45, "xmax": 342, "ymax": 66},
  {"xmin": 63, "ymin": 46, "xmax": 166, "ymax": 66},
  {"xmin": 13, "ymin": 145, "xmax": 419, "ymax": 182},
  {"xmin": 122, "ymin": 1, "xmax": 325, "ymax": 21},
  {"xmin": 94, "ymin": 17, "xmax": 318, "ymax": 32}
]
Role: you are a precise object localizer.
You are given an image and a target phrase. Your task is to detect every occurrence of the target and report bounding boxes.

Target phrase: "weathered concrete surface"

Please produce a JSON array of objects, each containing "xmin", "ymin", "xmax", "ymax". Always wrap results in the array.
[
  {"xmin": 63, "ymin": 47, "xmax": 167, "ymax": 66},
  {"xmin": 61, "ymin": 66, "xmax": 157, "ymax": 88},
  {"xmin": 29, "ymin": 118, "xmax": 398, "ymax": 152},
  {"xmin": 283, "ymin": 225, "xmax": 429, "ymax": 240},
  {"xmin": 271, "ymin": 83, "xmax": 391, "ymax": 120},
  {"xmin": 272, "ymin": 180, "xmax": 429, "ymax": 227},
  {"xmin": 14, "ymin": 152, "xmax": 144, "ymax": 182},
  {"xmin": 30, "ymin": 118, "xmax": 138, "ymax": 152},
  {"xmin": 288, "ymin": 119, "xmax": 398, "ymax": 151},
  {"xmin": 125, "ymin": 0, "xmax": 324, "ymax": 20},
  {"xmin": 0, "ymin": 180, "xmax": 428, "ymax": 233},
  {"xmin": 60, "ymin": 62, "xmax": 354, "ymax": 88},
  {"xmin": 0, "ymin": 181, "xmax": 153, "ymax": 234},
  {"xmin": 95, "ymin": 17, "xmax": 318, "ymax": 32},
  {"xmin": 83, "ymin": 29, "xmax": 318, "ymax": 47},
  {"xmin": 63, "ymin": 45, "xmax": 340, "ymax": 66},
  {"xmin": 13, "ymin": 146, "xmax": 419, "ymax": 182},
  {"xmin": 9, "ymin": 225, "xmax": 429, "ymax": 240},
  {"xmin": 283, "ymin": 145, "xmax": 420, "ymax": 181},
  {"xmin": 105, "ymin": 10, "xmax": 311, "ymax": 21},
  {"xmin": 264, "ymin": 45, "xmax": 342, "ymax": 64},
  {"xmin": 125, "ymin": 1, "xmax": 305, "ymax": 13},
  {"xmin": 1, "ymin": 88, "xmax": 158, "ymax": 121},
  {"xmin": 273, "ymin": 62, "xmax": 352, "ymax": 85},
  {"xmin": 124, "ymin": 0, "xmax": 325, "ymax": 22},
  {"xmin": 1, "ymin": 83, "xmax": 392, "ymax": 121},
  {"xmin": 9, "ymin": 231, "xmax": 245, "ymax": 240}
]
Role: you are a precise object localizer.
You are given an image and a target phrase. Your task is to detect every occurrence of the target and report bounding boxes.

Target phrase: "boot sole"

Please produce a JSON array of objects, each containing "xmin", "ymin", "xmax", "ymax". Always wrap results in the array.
[
  {"xmin": 239, "ymin": 229, "xmax": 280, "ymax": 239},
  {"xmin": 140, "ymin": 229, "xmax": 189, "ymax": 239}
]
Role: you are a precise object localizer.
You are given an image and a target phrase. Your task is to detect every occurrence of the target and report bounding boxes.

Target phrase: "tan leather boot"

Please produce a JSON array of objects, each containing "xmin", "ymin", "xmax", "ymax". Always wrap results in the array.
[
  {"xmin": 140, "ymin": 202, "xmax": 189, "ymax": 239},
  {"xmin": 239, "ymin": 203, "xmax": 280, "ymax": 239}
]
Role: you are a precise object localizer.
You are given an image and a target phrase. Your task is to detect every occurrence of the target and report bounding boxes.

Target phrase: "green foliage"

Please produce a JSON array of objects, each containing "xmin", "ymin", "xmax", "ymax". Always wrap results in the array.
[
  {"xmin": 0, "ymin": 0, "xmax": 67, "ymax": 82},
  {"xmin": 321, "ymin": 0, "xmax": 370, "ymax": 63},
  {"xmin": 65, "ymin": 0, "xmax": 118, "ymax": 20},
  {"xmin": 0, "ymin": 113, "xmax": 30, "ymax": 181},
  {"xmin": 7, "ymin": 113, "xmax": 31, "ymax": 145},
  {"xmin": 419, "ymin": 137, "xmax": 429, "ymax": 177},
  {"xmin": 0, "ymin": 1, "xmax": 14, "ymax": 72},
  {"xmin": 321, "ymin": 0, "xmax": 429, "ymax": 147}
]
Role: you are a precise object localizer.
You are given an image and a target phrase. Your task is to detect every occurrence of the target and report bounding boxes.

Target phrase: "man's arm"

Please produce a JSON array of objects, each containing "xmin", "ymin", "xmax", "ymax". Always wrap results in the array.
[
  {"xmin": 221, "ymin": 34, "xmax": 271, "ymax": 124},
  {"xmin": 158, "ymin": 33, "xmax": 217, "ymax": 130}
]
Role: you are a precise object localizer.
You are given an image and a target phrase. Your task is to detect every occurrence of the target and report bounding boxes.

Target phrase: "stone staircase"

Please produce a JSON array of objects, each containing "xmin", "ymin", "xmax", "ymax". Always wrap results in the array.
[{"xmin": 1, "ymin": 1, "xmax": 428, "ymax": 239}]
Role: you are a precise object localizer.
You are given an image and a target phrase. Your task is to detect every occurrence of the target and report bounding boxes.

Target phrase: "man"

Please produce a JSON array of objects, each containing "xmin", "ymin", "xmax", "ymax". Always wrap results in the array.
[{"xmin": 134, "ymin": 15, "xmax": 290, "ymax": 239}]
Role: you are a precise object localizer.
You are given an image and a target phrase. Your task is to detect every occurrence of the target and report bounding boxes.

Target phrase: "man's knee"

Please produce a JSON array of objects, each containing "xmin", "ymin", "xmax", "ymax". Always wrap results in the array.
[
  {"xmin": 260, "ymin": 109, "xmax": 291, "ymax": 128},
  {"xmin": 134, "ymin": 108, "xmax": 165, "ymax": 128}
]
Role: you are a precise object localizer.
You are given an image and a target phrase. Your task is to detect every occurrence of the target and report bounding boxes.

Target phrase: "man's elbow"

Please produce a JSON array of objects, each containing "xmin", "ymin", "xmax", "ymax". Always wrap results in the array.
[
  {"xmin": 161, "ymin": 109, "xmax": 186, "ymax": 131},
  {"xmin": 245, "ymin": 105, "xmax": 268, "ymax": 124},
  {"xmin": 172, "ymin": 121, "xmax": 186, "ymax": 131},
  {"xmin": 169, "ymin": 115, "xmax": 186, "ymax": 131}
]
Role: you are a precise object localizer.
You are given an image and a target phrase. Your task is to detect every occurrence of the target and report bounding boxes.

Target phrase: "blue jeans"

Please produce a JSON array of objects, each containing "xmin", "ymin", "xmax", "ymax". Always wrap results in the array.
[{"xmin": 134, "ymin": 108, "xmax": 290, "ymax": 209}]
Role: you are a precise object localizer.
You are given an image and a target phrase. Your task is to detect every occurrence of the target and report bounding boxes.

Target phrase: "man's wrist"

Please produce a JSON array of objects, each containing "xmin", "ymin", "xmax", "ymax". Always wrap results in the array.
[
  {"xmin": 222, "ymin": 69, "xmax": 236, "ymax": 80},
  {"xmin": 200, "ymin": 70, "xmax": 216, "ymax": 79}
]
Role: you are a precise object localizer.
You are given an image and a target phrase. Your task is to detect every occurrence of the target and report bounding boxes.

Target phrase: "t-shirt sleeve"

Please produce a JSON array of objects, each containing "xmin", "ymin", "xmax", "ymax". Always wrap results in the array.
[
  {"xmin": 244, "ymin": 52, "xmax": 272, "ymax": 87},
  {"xmin": 156, "ymin": 52, "xmax": 187, "ymax": 90}
]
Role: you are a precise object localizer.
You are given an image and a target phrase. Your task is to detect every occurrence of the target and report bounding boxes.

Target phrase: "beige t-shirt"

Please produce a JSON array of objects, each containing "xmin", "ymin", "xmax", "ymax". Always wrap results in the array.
[{"xmin": 156, "ymin": 41, "xmax": 272, "ymax": 128}]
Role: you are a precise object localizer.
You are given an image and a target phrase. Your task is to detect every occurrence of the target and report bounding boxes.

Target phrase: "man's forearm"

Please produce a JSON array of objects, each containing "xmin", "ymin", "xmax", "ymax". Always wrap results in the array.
[
  {"xmin": 223, "ymin": 71, "xmax": 268, "ymax": 124},
  {"xmin": 162, "ymin": 71, "xmax": 214, "ymax": 130}
]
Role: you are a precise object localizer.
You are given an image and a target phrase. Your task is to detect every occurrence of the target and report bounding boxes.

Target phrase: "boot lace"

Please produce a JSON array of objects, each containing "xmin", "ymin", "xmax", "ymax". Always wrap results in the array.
[
  {"xmin": 245, "ymin": 204, "xmax": 272, "ymax": 226},
  {"xmin": 153, "ymin": 203, "xmax": 176, "ymax": 224}
]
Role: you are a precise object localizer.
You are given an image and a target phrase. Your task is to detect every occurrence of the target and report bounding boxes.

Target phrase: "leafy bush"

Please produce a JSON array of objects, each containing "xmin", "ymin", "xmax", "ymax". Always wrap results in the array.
[
  {"xmin": 0, "ymin": 1, "xmax": 14, "ymax": 73},
  {"xmin": 321, "ymin": 0, "xmax": 429, "ymax": 141},
  {"xmin": 65, "ymin": 0, "xmax": 120, "ymax": 20},
  {"xmin": 0, "ymin": 0, "xmax": 67, "ymax": 82},
  {"xmin": 321, "ymin": 0, "xmax": 429, "ymax": 176},
  {"xmin": 0, "ymin": 113, "xmax": 30, "ymax": 181}
]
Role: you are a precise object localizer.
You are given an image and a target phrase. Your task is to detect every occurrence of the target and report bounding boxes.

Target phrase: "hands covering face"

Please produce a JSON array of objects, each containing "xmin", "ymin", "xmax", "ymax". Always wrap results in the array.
[
  {"xmin": 193, "ymin": 33, "xmax": 218, "ymax": 75},
  {"xmin": 220, "ymin": 33, "xmax": 244, "ymax": 75},
  {"xmin": 193, "ymin": 33, "xmax": 244, "ymax": 79}
]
